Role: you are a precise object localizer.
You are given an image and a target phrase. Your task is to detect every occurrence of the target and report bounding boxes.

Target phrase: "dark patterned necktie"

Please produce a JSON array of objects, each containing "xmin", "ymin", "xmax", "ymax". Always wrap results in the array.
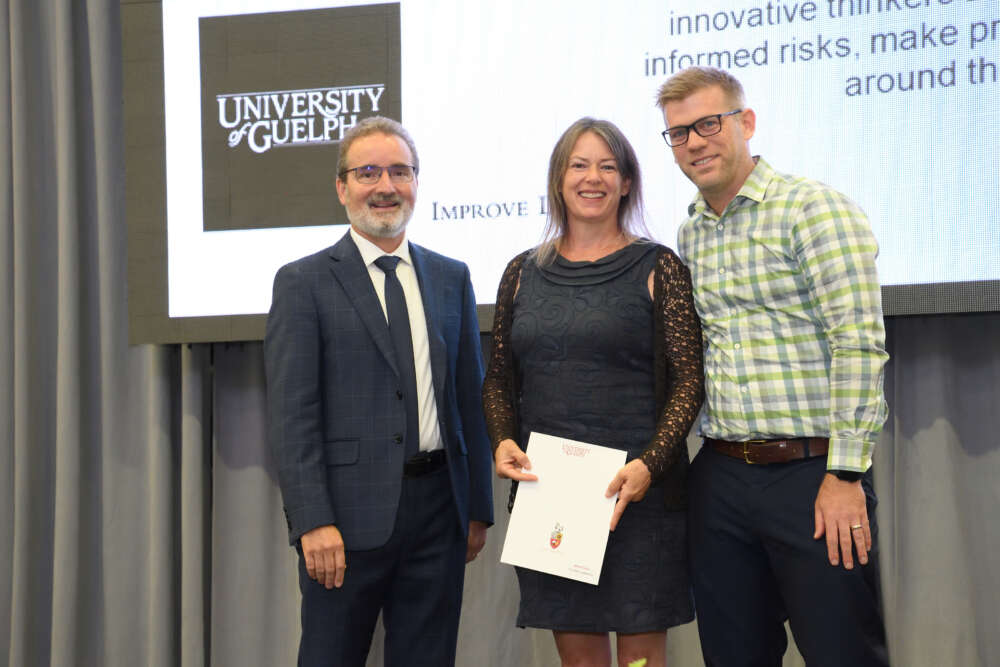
[{"xmin": 374, "ymin": 255, "xmax": 419, "ymax": 460}]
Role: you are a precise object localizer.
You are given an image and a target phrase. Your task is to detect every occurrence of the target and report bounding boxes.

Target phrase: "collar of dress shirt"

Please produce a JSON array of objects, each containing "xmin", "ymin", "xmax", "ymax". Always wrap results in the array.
[
  {"xmin": 349, "ymin": 227, "xmax": 412, "ymax": 268},
  {"xmin": 688, "ymin": 155, "xmax": 769, "ymax": 218}
]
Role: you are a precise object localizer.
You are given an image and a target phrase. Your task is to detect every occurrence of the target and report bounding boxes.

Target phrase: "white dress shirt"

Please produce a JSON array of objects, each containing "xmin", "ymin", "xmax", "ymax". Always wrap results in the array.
[{"xmin": 350, "ymin": 228, "xmax": 443, "ymax": 454}]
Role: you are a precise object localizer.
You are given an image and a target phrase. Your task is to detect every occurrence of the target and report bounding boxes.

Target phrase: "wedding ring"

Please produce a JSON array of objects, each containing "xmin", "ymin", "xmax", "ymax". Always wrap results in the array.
[{"xmin": 850, "ymin": 524, "xmax": 863, "ymax": 530}]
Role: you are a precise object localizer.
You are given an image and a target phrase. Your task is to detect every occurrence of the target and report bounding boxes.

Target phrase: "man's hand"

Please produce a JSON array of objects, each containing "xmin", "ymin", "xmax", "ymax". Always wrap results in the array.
[
  {"xmin": 466, "ymin": 520, "xmax": 489, "ymax": 563},
  {"xmin": 814, "ymin": 473, "xmax": 871, "ymax": 569},
  {"xmin": 494, "ymin": 439, "xmax": 538, "ymax": 481},
  {"xmin": 606, "ymin": 459, "xmax": 652, "ymax": 531},
  {"xmin": 300, "ymin": 524, "xmax": 346, "ymax": 589}
]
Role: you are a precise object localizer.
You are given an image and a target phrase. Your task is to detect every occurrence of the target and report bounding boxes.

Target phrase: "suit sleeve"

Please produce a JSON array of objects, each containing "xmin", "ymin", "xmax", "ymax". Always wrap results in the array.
[
  {"xmin": 455, "ymin": 265, "xmax": 495, "ymax": 526},
  {"xmin": 264, "ymin": 263, "xmax": 336, "ymax": 544}
]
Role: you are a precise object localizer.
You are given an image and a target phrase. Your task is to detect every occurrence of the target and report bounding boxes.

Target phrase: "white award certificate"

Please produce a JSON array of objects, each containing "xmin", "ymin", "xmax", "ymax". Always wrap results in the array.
[{"xmin": 499, "ymin": 432, "xmax": 627, "ymax": 585}]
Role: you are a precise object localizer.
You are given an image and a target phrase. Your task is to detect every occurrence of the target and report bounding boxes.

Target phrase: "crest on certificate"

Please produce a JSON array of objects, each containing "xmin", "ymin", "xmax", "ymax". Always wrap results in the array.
[{"xmin": 550, "ymin": 522, "xmax": 564, "ymax": 549}]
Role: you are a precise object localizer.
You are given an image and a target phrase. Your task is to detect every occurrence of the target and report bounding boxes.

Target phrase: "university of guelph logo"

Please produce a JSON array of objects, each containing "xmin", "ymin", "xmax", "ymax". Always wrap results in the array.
[
  {"xmin": 215, "ymin": 84, "xmax": 387, "ymax": 154},
  {"xmin": 550, "ymin": 522, "xmax": 564, "ymax": 550},
  {"xmin": 197, "ymin": 3, "xmax": 401, "ymax": 232}
]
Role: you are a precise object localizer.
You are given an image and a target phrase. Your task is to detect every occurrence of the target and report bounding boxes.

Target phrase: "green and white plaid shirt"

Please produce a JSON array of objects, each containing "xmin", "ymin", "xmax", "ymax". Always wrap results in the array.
[{"xmin": 678, "ymin": 157, "xmax": 888, "ymax": 472}]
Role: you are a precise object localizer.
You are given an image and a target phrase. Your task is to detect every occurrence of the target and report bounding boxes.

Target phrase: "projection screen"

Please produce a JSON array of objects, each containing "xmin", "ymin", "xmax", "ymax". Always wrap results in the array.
[{"xmin": 124, "ymin": 0, "xmax": 1000, "ymax": 343}]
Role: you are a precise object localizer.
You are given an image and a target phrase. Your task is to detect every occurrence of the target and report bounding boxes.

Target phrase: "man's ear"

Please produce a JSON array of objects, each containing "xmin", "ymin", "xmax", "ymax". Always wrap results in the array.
[
  {"xmin": 335, "ymin": 177, "xmax": 347, "ymax": 206},
  {"xmin": 739, "ymin": 107, "xmax": 756, "ymax": 142}
]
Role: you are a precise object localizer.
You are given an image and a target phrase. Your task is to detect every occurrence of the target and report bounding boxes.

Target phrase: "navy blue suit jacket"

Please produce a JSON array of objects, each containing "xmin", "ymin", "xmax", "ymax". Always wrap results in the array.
[{"xmin": 264, "ymin": 231, "xmax": 494, "ymax": 549}]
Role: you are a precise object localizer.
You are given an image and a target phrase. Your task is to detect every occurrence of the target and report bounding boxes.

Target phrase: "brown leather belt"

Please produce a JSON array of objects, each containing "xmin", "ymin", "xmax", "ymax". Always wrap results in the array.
[{"xmin": 706, "ymin": 437, "xmax": 828, "ymax": 464}]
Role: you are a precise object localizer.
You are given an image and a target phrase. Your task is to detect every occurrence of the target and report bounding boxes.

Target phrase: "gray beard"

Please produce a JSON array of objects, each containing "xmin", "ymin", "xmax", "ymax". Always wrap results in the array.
[{"xmin": 347, "ymin": 199, "xmax": 413, "ymax": 238}]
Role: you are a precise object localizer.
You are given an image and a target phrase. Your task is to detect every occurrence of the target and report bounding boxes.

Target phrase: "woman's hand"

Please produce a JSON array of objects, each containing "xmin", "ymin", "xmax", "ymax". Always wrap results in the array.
[
  {"xmin": 494, "ymin": 439, "xmax": 538, "ymax": 481},
  {"xmin": 606, "ymin": 459, "xmax": 652, "ymax": 531}
]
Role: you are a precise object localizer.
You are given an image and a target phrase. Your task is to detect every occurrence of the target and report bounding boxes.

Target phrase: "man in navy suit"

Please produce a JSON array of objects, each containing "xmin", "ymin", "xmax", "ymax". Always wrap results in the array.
[{"xmin": 265, "ymin": 116, "xmax": 494, "ymax": 667}]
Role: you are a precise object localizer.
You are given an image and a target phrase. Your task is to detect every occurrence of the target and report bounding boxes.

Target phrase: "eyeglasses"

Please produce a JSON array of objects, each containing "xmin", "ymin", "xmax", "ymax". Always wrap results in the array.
[
  {"xmin": 662, "ymin": 109, "xmax": 743, "ymax": 147},
  {"xmin": 339, "ymin": 164, "xmax": 417, "ymax": 185}
]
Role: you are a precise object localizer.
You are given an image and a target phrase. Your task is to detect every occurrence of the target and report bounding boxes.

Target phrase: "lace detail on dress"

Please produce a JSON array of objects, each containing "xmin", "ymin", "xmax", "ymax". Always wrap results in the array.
[
  {"xmin": 639, "ymin": 247, "xmax": 705, "ymax": 480},
  {"xmin": 482, "ymin": 250, "xmax": 530, "ymax": 450}
]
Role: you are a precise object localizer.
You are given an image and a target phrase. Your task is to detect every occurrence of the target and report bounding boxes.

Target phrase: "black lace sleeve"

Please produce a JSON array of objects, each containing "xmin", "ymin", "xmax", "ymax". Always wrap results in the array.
[
  {"xmin": 639, "ymin": 247, "xmax": 705, "ymax": 481},
  {"xmin": 482, "ymin": 251, "xmax": 531, "ymax": 451}
]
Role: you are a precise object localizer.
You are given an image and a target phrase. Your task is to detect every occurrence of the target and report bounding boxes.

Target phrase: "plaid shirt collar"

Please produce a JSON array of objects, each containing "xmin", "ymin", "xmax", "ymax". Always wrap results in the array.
[{"xmin": 688, "ymin": 155, "xmax": 771, "ymax": 218}]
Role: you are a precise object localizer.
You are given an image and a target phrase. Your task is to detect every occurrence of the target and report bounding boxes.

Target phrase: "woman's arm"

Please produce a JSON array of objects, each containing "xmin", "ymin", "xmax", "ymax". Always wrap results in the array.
[{"xmin": 638, "ymin": 247, "xmax": 705, "ymax": 481}]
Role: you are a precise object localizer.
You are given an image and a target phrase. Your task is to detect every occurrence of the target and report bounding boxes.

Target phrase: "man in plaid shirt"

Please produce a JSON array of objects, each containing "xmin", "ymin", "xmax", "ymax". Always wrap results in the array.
[{"xmin": 657, "ymin": 67, "xmax": 889, "ymax": 666}]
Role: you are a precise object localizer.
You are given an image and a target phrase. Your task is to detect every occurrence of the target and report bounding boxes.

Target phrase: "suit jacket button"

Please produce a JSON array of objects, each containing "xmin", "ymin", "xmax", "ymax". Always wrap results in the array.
[
  {"xmin": 393, "ymin": 434, "xmax": 403, "ymax": 444},
  {"xmin": 396, "ymin": 390, "xmax": 403, "ymax": 400}
]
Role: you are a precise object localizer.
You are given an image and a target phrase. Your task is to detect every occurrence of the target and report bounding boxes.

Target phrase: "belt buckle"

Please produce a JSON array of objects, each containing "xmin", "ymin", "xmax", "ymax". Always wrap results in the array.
[{"xmin": 743, "ymin": 440, "xmax": 767, "ymax": 464}]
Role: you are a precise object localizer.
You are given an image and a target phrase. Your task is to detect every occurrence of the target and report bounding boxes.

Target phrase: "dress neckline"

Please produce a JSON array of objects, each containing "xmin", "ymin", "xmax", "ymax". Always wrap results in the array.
[{"xmin": 537, "ymin": 240, "xmax": 657, "ymax": 286}]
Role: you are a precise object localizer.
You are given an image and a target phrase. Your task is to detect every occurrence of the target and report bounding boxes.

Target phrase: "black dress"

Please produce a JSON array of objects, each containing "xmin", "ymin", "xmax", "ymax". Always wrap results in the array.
[{"xmin": 483, "ymin": 241, "xmax": 705, "ymax": 633}]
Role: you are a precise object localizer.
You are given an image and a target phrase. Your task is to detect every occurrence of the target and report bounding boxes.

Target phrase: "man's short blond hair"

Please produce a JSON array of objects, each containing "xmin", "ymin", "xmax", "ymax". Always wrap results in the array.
[{"xmin": 656, "ymin": 66, "xmax": 746, "ymax": 110}]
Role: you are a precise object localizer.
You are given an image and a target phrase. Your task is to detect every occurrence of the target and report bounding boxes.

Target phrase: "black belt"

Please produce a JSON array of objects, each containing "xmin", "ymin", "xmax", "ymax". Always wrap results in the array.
[{"xmin": 403, "ymin": 449, "xmax": 447, "ymax": 477}]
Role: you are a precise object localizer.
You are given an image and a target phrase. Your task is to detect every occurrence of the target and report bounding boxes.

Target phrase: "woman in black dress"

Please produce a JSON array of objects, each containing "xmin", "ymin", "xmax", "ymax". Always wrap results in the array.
[{"xmin": 482, "ymin": 118, "xmax": 704, "ymax": 667}]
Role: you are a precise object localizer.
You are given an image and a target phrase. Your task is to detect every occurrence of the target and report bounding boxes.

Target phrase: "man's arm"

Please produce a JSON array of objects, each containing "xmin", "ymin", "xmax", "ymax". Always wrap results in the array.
[
  {"xmin": 264, "ymin": 263, "xmax": 337, "ymax": 544},
  {"xmin": 794, "ymin": 188, "xmax": 888, "ymax": 470},
  {"xmin": 454, "ymin": 264, "xmax": 495, "ymax": 530},
  {"xmin": 793, "ymin": 188, "xmax": 888, "ymax": 568}
]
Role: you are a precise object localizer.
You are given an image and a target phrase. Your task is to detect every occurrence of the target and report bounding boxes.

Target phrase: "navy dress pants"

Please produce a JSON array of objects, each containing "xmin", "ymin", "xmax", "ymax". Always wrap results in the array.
[
  {"xmin": 688, "ymin": 445, "xmax": 889, "ymax": 667},
  {"xmin": 296, "ymin": 465, "xmax": 466, "ymax": 667}
]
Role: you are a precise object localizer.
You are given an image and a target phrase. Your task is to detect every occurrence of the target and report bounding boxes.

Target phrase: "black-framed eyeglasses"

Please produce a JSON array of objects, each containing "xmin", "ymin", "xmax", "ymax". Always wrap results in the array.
[
  {"xmin": 339, "ymin": 164, "xmax": 417, "ymax": 185},
  {"xmin": 662, "ymin": 109, "xmax": 743, "ymax": 147}
]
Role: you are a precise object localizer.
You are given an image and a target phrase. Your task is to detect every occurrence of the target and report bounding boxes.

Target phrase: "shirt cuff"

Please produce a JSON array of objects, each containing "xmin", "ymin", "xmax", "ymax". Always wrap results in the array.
[{"xmin": 825, "ymin": 436, "xmax": 874, "ymax": 473}]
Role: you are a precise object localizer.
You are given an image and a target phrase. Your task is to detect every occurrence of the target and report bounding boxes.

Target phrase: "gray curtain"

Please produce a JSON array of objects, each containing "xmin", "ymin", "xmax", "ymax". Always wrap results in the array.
[{"xmin": 2, "ymin": 1, "xmax": 998, "ymax": 665}]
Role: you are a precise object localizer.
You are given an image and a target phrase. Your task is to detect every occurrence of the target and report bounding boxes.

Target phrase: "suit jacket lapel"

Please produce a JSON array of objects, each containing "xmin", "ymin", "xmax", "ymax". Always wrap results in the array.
[
  {"xmin": 327, "ymin": 233, "xmax": 399, "ymax": 377},
  {"xmin": 409, "ymin": 243, "xmax": 447, "ymax": 408}
]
